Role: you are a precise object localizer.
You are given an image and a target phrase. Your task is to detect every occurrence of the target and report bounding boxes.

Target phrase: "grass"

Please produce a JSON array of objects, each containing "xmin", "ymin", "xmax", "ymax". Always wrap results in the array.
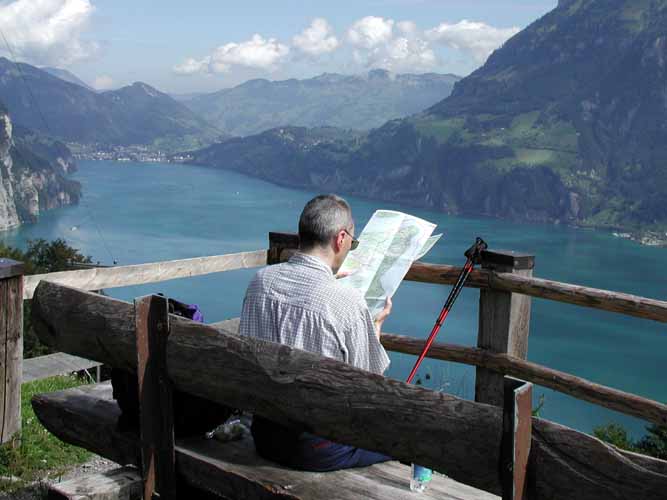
[
  {"xmin": 413, "ymin": 117, "xmax": 470, "ymax": 144},
  {"xmin": 0, "ymin": 375, "xmax": 92, "ymax": 494}
]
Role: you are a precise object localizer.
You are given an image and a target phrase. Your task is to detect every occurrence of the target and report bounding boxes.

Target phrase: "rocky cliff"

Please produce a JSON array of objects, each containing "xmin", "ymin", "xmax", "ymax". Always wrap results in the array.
[{"xmin": 0, "ymin": 105, "xmax": 80, "ymax": 231}]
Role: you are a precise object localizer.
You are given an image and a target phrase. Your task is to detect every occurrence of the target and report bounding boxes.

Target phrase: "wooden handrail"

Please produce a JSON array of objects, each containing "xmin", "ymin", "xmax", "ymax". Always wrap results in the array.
[
  {"xmin": 276, "ymin": 246, "xmax": 667, "ymax": 323},
  {"xmin": 22, "ymin": 249, "xmax": 268, "ymax": 300},
  {"xmin": 381, "ymin": 334, "xmax": 667, "ymax": 427},
  {"xmin": 405, "ymin": 261, "xmax": 667, "ymax": 323},
  {"xmin": 22, "ymin": 246, "xmax": 667, "ymax": 324}
]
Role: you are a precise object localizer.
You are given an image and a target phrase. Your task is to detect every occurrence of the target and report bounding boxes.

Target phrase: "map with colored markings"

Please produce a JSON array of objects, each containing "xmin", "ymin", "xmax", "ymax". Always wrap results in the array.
[{"xmin": 339, "ymin": 210, "xmax": 441, "ymax": 317}]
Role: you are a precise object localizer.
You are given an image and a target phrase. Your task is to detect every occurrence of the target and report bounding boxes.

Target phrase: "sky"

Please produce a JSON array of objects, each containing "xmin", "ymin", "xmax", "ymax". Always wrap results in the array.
[{"xmin": 0, "ymin": 0, "xmax": 558, "ymax": 94}]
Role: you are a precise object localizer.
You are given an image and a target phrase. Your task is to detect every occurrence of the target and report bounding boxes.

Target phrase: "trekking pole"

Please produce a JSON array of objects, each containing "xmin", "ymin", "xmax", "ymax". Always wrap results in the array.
[{"xmin": 406, "ymin": 237, "xmax": 488, "ymax": 384}]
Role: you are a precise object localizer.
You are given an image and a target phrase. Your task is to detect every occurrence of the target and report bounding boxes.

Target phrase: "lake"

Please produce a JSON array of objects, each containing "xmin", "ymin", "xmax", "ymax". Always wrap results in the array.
[{"xmin": 2, "ymin": 160, "xmax": 665, "ymax": 437}]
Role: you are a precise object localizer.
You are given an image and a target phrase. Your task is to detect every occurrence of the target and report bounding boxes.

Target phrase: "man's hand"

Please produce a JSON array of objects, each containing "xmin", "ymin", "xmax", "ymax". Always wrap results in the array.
[{"xmin": 373, "ymin": 296, "xmax": 392, "ymax": 339}]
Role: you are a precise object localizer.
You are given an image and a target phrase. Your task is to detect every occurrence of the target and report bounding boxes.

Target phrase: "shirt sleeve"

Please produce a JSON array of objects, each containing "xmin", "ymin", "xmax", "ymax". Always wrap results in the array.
[{"xmin": 344, "ymin": 295, "xmax": 390, "ymax": 375}]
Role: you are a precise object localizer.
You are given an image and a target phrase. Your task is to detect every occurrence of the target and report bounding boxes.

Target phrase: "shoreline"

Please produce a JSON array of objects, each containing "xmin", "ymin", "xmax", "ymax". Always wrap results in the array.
[{"xmin": 69, "ymin": 157, "xmax": 667, "ymax": 249}]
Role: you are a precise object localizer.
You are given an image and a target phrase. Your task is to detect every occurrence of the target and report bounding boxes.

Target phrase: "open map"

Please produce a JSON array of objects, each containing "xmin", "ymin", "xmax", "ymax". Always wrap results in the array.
[{"xmin": 338, "ymin": 210, "xmax": 442, "ymax": 317}]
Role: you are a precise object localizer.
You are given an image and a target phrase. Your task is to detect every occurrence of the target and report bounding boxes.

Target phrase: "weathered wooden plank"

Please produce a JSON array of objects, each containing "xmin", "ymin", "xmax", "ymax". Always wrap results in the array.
[
  {"xmin": 178, "ymin": 437, "xmax": 499, "ymax": 500},
  {"xmin": 31, "ymin": 282, "xmax": 667, "ymax": 499},
  {"xmin": 502, "ymin": 378, "xmax": 532, "ymax": 500},
  {"xmin": 405, "ymin": 261, "xmax": 667, "ymax": 323},
  {"xmin": 33, "ymin": 383, "xmax": 499, "ymax": 500},
  {"xmin": 134, "ymin": 295, "xmax": 176, "ymax": 500},
  {"xmin": 210, "ymin": 319, "xmax": 667, "ymax": 428},
  {"xmin": 22, "ymin": 352, "xmax": 101, "ymax": 383},
  {"xmin": 22, "ymin": 249, "xmax": 268, "ymax": 299},
  {"xmin": 0, "ymin": 259, "xmax": 23, "ymax": 445},
  {"xmin": 381, "ymin": 333, "xmax": 667, "ymax": 427},
  {"xmin": 476, "ymin": 251, "xmax": 534, "ymax": 406},
  {"xmin": 47, "ymin": 466, "xmax": 143, "ymax": 500},
  {"xmin": 0, "ymin": 258, "xmax": 24, "ymax": 280}
]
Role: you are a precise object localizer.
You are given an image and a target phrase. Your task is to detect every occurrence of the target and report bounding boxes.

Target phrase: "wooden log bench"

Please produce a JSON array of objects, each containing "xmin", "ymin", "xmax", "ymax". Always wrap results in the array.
[
  {"xmin": 30, "ymin": 281, "xmax": 667, "ymax": 500},
  {"xmin": 34, "ymin": 382, "xmax": 498, "ymax": 500}
]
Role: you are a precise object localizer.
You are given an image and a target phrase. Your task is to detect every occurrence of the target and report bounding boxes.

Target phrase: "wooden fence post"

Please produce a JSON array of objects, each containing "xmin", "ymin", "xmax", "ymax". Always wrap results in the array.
[
  {"xmin": 268, "ymin": 232, "xmax": 299, "ymax": 265},
  {"xmin": 475, "ymin": 250, "xmax": 534, "ymax": 407},
  {"xmin": 0, "ymin": 258, "xmax": 23, "ymax": 446},
  {"xmin": 135, "ymin": 294, "xmax": 176, "ymax": 500}
]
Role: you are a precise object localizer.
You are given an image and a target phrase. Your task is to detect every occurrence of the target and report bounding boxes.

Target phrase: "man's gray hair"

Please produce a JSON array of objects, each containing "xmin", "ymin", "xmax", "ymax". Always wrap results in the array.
[{"xmin": 299, "ymin": 194, "xmax": 354, "ymax": 250}]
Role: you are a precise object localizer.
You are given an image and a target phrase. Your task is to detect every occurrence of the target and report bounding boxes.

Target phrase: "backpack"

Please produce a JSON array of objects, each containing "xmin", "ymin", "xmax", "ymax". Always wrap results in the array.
[{"xmin": 111, "ymin": 295, "xmax": 232, "ymax": 437}]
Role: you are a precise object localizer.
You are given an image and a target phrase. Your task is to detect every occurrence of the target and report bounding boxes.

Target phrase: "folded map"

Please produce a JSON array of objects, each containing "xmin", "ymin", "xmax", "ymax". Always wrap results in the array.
[{"xmin": 338, "ymin": 210, "xmax": 442, "ymax": 317}]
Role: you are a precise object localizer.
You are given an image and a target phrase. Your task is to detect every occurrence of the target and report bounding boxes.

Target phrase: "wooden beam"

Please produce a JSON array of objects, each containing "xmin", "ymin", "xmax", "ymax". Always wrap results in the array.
[
  {"xmin": 502, "ymin": 378, "xmax": 532, "ymax": 500},
  {"xmin": 47, "ymin": 466, "xmax": 143, "ymax": 500},
  {"xmin": 214, "ymin": 318, "xmax": 667, "ymax": 427},
  {"xmin": 22, "ymin": 249, "xmax": 267, "ymax": 300},
  {"xmin": 0, "ymin": 258, "xmax": 23, "ymax": 445},
  {"xmin": 380, "ymin": 333, "xmax": 667, "ymax": 427},
  {"xmin": 31, "ymin": 282, "xmax": 667, "ymax": 499},
  {"xmin": 405, "ymin": 262, "xmax": 667, "ymax": 323},
  {"xmin": 135, "ymin": 295, "xmax": 177, "ymax": 500},
  {"xmin": 476, "ymin": 250, "xmax": 534, "ymax": 406}
]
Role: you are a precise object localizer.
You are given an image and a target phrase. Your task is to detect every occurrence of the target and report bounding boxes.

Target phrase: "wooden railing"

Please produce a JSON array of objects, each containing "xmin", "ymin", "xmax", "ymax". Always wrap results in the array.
[{"xmin": 1, "ymin": 230, "xmax": 666, "ymax": 448}]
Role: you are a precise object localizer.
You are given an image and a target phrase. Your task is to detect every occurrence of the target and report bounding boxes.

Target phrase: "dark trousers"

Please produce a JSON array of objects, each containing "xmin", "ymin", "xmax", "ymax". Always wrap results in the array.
[{"xmin": 251, "ymin": 416, "xmax": 391, "ymax": 472}]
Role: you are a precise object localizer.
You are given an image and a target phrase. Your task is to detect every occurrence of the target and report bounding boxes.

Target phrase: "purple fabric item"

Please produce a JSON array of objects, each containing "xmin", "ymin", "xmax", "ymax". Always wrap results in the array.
[{"xmin": 186, "ymin": 305, "xmax": 204, "ymax": 323}]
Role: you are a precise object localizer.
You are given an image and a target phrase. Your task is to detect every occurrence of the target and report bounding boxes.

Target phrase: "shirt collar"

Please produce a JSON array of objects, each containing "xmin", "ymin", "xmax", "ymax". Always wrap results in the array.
[{"xmin": 288, "ymin": 252, "xmax": 335, "ymax": 278}]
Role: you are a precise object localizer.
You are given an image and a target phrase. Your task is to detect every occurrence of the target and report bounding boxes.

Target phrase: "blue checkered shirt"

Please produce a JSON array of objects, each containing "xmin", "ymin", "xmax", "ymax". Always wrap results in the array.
[{"xmin": 239, "ymin": 252, "xmax": 390, "ymax": 375}]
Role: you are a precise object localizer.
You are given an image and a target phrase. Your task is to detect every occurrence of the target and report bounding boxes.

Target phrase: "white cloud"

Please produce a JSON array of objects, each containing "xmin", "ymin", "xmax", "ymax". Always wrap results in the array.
[
  {"xmin": 93, "ymin": 74, "xmax": 113, "ymax": 90},
  {"xmin": 382, "ymin": 37, "xmax": 437, "ymax": 72},
  {"xmin": 396, "ymin": 20, "xmax": 417, "ymax": 35},
  {"xmin": 173, "ymin": 34, "xmax": 289, "ymax": 75},
  {"xmin": 173, "ymin": 57, "xmax": 211, "ymax": 76},
  {"xmin": 348, "ymin": 16, "xmax": 394, "ymax": 49},
  {"xmin": 348, "ymin": 17, "xmax": 437, "ymax": 73},
  {"xmin": 293, "ymin": 18, "xmax": 339, "ymax": 56},
  {"xmin": 0, "ymin": 0, "xmax": 97, "ymax": 66},
  {"xmin": 426, "ymin": 20, "xmax": 520, "ymax": 63}
]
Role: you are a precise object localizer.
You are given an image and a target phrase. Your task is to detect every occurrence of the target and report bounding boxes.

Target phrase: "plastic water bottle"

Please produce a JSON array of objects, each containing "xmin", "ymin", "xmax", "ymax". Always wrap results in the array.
[{"xmin": 410, "ymin": 464, "xmax": 432, "ymax": 492}]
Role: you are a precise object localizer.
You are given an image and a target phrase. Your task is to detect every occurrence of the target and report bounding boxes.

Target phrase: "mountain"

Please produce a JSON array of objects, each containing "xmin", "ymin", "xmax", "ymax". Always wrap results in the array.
[
  {"xmin": 0, "ymin": 103, "xmax": 80, "ymax": 231},
  {"xmin": 188, "ymin": 0, "xmax": 667, "ymax": 243},
  {"xmin": 0, "ymin": 58, "xmax": 223, "ymax": 152},
  {"xmin": 41, "ymin": 67, "xmax": 94, "ymax": 91},
  {"xmin": 184, "ymin": 69, "xmax": 461, "ymax": 136}
]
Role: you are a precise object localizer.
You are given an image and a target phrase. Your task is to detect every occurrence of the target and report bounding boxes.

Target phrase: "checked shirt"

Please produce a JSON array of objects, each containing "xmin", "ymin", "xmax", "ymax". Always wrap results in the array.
[{"xmin": 239, "ymin": 252, "xmax": 390, "ymax": 375}]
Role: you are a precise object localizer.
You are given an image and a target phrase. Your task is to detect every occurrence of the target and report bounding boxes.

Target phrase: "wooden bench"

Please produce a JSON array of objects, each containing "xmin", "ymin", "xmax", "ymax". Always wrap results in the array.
[
  {"xmin": 30, "ymin": 282, "xmax": 667, "ymax": 500},
  {"xmin": 34, "ymin": 382, "xmax": 498, "ymax": 500}
]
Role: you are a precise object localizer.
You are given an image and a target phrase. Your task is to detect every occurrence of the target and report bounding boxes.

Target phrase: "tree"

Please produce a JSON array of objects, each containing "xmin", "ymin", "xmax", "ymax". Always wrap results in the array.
[
  {"xmin": 636, "ymin": 424, "xmax": 667, "ymax": 460},
  {"xmin": 594, "ymin": 421, "xmax": 667, "ymax": 461},
  {"xmin": 0, "ymin": 239, "xmax": 93, "ymax": 358}
]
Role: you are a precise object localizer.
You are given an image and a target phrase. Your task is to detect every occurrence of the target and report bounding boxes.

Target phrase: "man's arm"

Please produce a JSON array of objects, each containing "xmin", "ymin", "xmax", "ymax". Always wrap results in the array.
[{"xmin": 373, "ymin": 297, "xmax": 392, "ymax": 339}]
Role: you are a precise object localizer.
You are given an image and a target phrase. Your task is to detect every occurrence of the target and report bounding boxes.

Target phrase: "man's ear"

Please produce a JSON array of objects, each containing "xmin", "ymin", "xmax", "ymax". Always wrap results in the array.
[{"xmin": 334, "ymin": 230, "xmax": 345, "ymax": 252}]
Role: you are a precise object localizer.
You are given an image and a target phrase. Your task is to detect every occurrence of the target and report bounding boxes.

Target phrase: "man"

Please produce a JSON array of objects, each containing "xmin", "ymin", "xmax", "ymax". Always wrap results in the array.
[{"xmin": 239, "ymin": 194, "xmax": 392, "ymax": 471}]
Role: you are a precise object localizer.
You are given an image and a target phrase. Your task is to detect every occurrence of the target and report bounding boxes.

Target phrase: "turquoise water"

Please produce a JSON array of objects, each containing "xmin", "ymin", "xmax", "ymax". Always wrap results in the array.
[{"xmin": 2, "ymin": 160, "xmax": 665, "ymax": 437}]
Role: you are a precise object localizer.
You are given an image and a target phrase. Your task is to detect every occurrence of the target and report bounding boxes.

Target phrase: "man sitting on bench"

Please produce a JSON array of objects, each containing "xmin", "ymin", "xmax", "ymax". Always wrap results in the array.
[{"xmin": 239, "ymin": 194, "xmax": 393, "ymax": 472}]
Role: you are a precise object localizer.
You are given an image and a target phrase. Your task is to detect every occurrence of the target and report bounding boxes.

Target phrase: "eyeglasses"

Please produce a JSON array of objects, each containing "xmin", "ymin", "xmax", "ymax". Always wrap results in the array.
[{"xmin": 342, "ymin": 228, "xmax": 359, "ymax": 251}]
